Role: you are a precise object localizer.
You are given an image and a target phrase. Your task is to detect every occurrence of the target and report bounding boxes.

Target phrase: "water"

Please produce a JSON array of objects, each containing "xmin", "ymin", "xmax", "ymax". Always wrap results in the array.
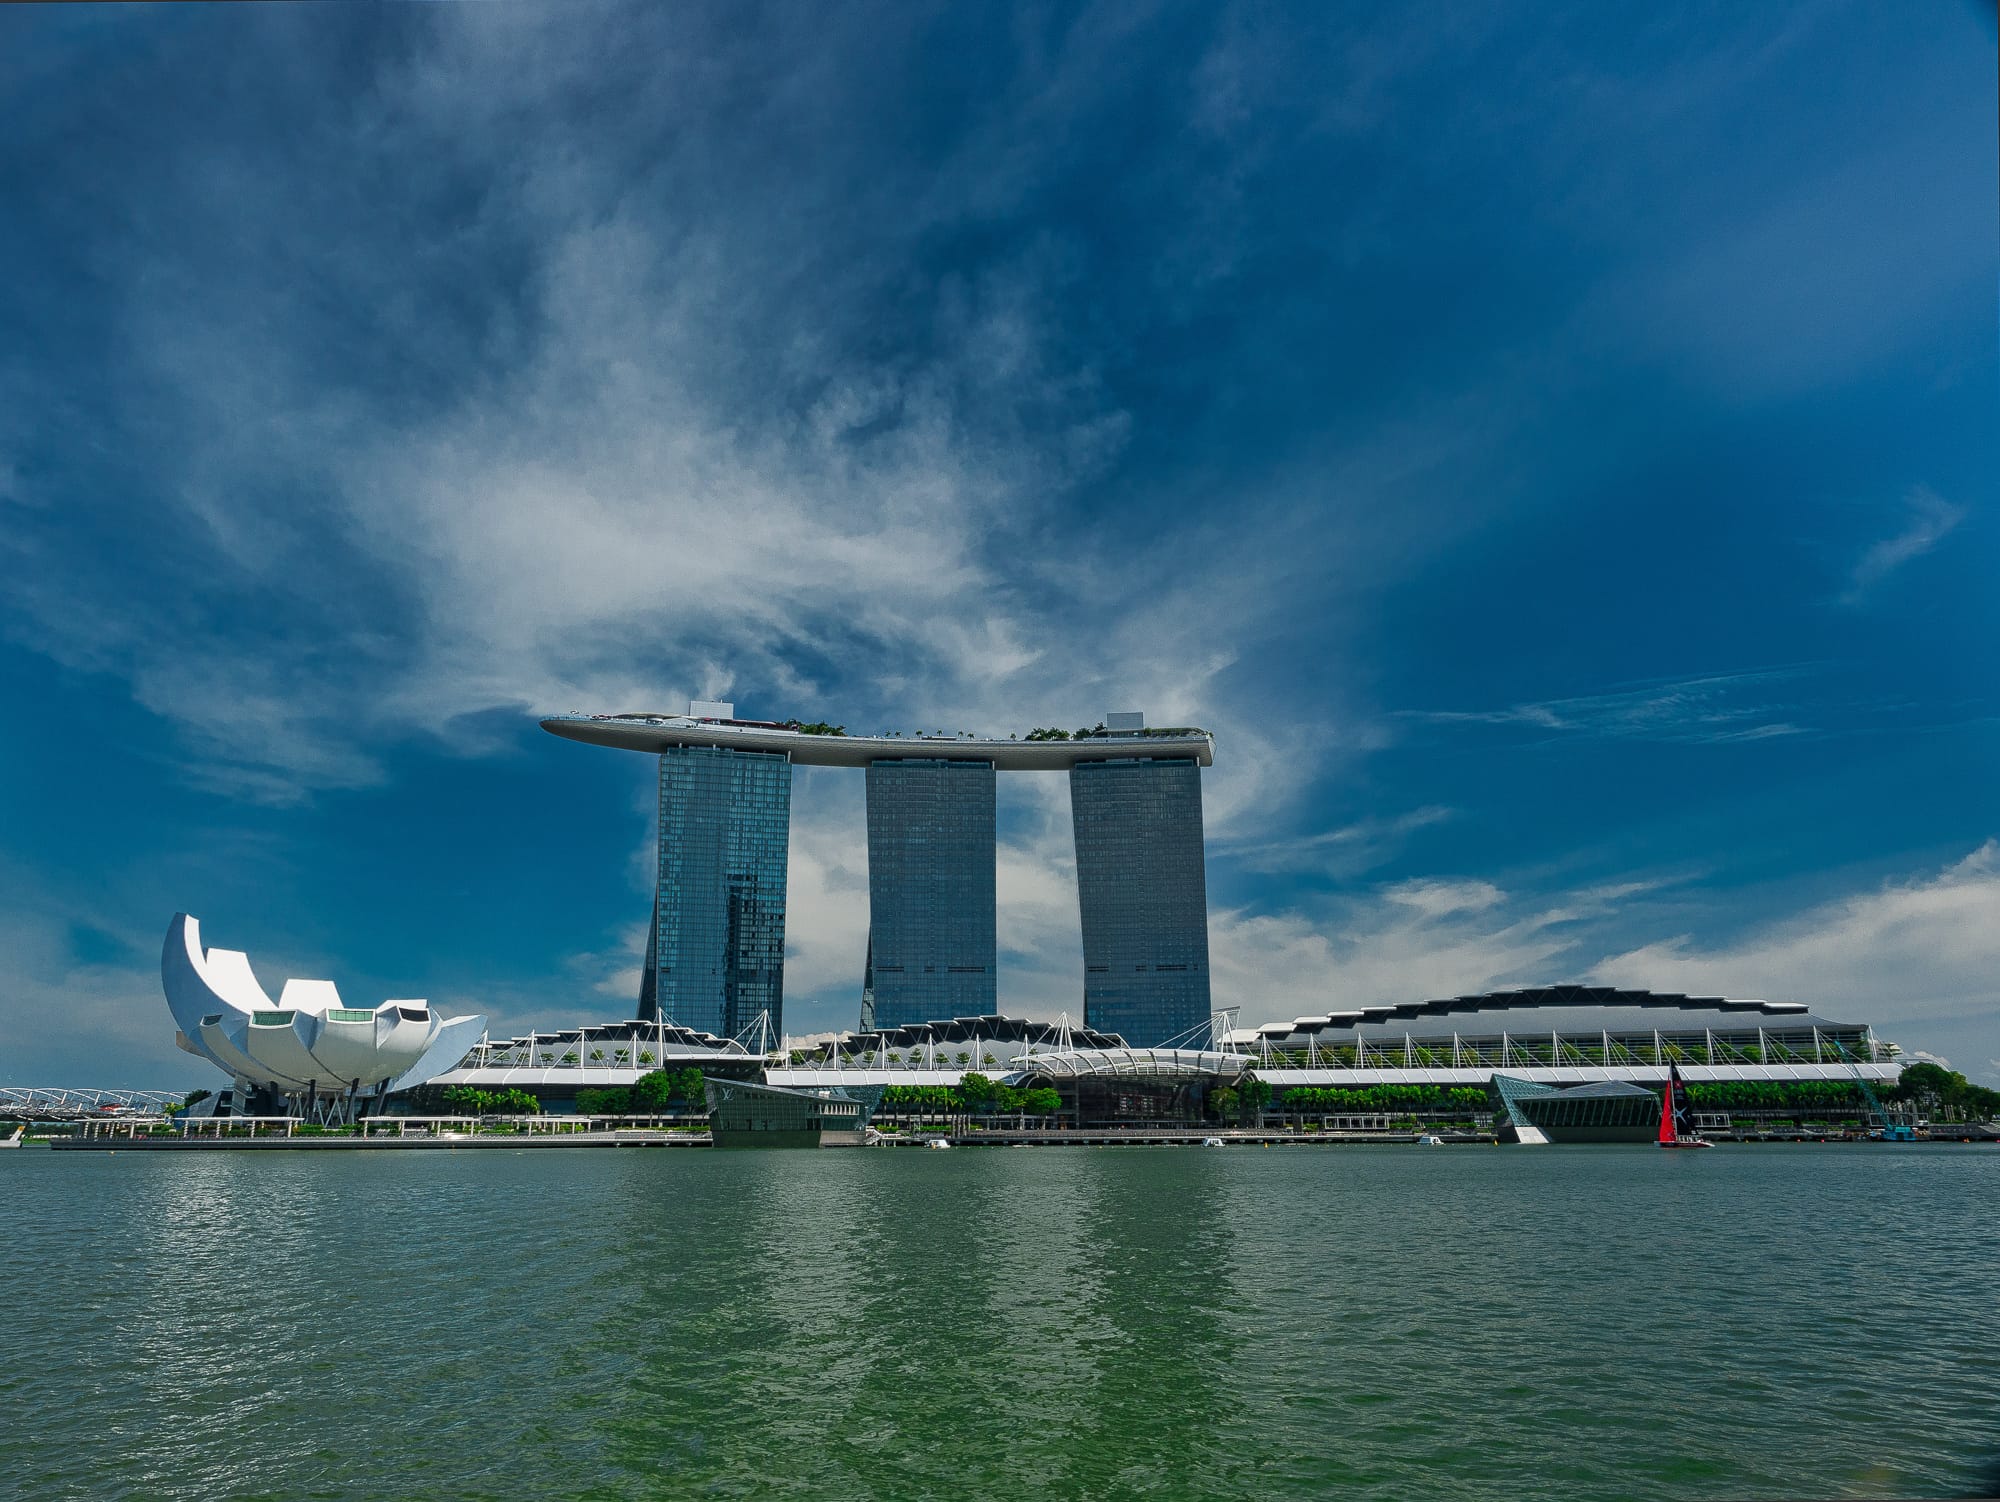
[{"xmin": 4, "ymin": 1143, "xmax": 1995, "ymax": 1501}]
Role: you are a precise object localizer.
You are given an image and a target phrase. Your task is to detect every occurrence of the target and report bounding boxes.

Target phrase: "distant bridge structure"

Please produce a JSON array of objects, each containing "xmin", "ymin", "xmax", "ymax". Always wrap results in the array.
[{"xmin": 0, "ymin": 1087, "xmax": 183, "ymax": 1122}]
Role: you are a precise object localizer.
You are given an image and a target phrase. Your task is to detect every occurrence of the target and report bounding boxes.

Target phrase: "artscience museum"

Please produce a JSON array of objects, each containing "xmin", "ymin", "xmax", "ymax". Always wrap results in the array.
[{"xmin": 163, "ymin": 913, "xmax": 485, "ymax": 1120}]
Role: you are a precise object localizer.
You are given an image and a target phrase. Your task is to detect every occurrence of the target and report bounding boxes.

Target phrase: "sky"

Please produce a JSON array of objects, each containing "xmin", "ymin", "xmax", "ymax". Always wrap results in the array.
[{"xmin": 2, "ymin": 2, "xmax": 1995, "ymax": 1088}]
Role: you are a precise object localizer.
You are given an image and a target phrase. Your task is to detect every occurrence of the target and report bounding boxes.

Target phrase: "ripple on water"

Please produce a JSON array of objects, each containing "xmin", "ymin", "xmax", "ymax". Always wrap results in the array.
[{"xmin": 1, "ymin": 1144, "xmax": 1996, "ymax": 1501}]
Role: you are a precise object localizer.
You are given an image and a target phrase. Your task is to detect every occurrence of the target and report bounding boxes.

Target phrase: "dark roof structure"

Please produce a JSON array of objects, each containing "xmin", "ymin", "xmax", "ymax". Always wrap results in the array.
[
  {"xmin": 1232, "ymin": 985, "xmax": 1862, "ymax": 1046},
  {"xmin": 829, "ymin": 1014, "xmax": 1127, "ymax": 1053}
]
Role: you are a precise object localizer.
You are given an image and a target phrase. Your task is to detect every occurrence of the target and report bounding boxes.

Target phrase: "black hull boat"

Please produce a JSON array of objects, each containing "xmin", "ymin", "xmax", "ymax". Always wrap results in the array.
[{"xmin": 1658, "ymin": 1062, "xmax": 1713, "ymax": 1149}]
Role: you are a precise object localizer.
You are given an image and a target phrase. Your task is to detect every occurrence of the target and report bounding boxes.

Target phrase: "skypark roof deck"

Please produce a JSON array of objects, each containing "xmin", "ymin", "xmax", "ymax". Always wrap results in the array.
[{"xmin": 540, "ymin": 713, "xmax": 1215, "ymax": 769}]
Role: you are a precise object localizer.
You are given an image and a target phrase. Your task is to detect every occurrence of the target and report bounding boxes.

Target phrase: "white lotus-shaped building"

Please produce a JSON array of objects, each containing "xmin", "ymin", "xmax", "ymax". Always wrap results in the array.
[{"xmin": 164, "ymin": 913, "xmax": 485, "ymax": 1104}]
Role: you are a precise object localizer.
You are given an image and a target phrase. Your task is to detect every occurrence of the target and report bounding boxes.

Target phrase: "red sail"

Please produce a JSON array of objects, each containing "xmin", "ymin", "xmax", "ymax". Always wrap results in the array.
[{"xmin": 1657, "ymin": 1072, "xmax": 1677, "ymax": 1144}]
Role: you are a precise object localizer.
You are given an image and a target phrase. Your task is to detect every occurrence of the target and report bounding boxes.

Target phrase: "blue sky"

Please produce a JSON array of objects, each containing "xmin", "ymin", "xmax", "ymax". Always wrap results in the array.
[{"xmin": 2, "ymin": 2, "xmax": 1995, "ymax": 1087}]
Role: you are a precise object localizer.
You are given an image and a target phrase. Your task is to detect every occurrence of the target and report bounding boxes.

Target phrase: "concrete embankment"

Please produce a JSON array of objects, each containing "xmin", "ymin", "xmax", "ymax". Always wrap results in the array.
[{"xmin": 50, "ymin": 1130, "xmax": 710, "ymax": 1151}]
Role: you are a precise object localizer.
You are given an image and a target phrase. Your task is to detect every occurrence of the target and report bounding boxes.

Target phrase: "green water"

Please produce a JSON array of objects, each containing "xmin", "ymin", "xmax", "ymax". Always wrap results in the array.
[{"xmin": 4, "ymin": 1143, "xmax": 1995, "ymax": 1501}]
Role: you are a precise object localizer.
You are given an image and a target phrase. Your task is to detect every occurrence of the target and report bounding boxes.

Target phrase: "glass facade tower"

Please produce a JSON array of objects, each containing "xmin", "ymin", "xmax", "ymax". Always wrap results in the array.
[
  {"xmin": 641, "ymin": 745, "xmax": 791, "ymax": 1039},
  {"xmin": 864, "ymin": 758, "xmax": 997, "ymax": 1028},
  {"xmin": 1070, "ymin": 757, "xmax": 1211, "ymax": 1047}
]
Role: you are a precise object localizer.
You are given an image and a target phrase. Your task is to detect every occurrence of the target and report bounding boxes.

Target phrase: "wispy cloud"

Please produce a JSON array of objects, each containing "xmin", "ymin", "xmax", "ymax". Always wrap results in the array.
[
  {"xmin": 1198, "ymin": 842, "xmax": 2000, "ymax": 1083},
  {"xmin": 0, "ymin": 907, "xmax": 187, "ymax": 1087},
  {"xmin": 1207, "ymin": 885, "xmax": 1586, "ymax": 1024},
  {"xmin": 1399, "ymin": 667, "xmax": 1816, "ymax": 745},
  {"xmin": 1, "ymin": 3, "xmax": 1993, "ymax": 1085},
  {"xmin": 1842, "ymin": 485, "xmax": 1967, "ymax": 604},
  {"xmin": 1592, "ymin": 842, "xmax": 2000, "ymax": 1037},
  {"xmin": 1221, "ymin": 805, "xmax": 1454, "ymax": 875},
  {"xmin": 0, "ymin": 4, "xmax": 1421, "ymax": 820}
]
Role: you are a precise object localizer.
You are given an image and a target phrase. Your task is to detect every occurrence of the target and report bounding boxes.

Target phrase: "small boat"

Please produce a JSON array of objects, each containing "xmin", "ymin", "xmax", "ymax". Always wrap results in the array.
[
  {"xmin": 1, "ymin": 1125, "xmax": 24, "ymax": 1149},
  {"xmin": 1200, "ymin": 1136, "xmax": 1224, "ymax": 1148},
  {"xmin": 1658, "ymin": 1063, "xmax": 1713, "ymax": 1150},
  {"xmin": 1415, "ymin": 1133, "xmax": 1445, "ymax": 1146},
  {"xmin": 926, "ymin": 1137, "xmax": 953, "ymax": 1150}
]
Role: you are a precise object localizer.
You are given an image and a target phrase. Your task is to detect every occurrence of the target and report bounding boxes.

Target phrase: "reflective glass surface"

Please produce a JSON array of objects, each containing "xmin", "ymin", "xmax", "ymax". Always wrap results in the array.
[
  {"xmin": 1070, "ymin": 757, "xmax": 1211, "ymax": 1046},
  {"xmin": 864, "ymin": 758, "xmax": 996, "ymax": 1027},
  {"xmin": 649, "ymin": 746, "xmax": 791, "ymax": 1038}
]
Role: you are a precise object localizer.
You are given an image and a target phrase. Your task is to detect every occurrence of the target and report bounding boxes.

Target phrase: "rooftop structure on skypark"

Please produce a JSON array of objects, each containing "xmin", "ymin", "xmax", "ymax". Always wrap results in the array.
[
  {"xmin": 539, "ymin": 707, "xmax": 1215, "ymax": 768},
  {"xmin": 542, "ymin": 701, "xmax": 1218, "ymax": 1047},
  {"xmin": 162, "ymin": 914, "xmax": 485, "ymax": 1122}
]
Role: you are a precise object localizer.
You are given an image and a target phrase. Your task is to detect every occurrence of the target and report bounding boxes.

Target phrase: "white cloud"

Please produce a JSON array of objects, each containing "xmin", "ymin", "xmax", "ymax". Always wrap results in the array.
[
  {"xmin": 779, "ymin": 774, "xmax": 872, "ymax": 1027},
  {"xmin": 0, "ymin": 910, "xmax": 188, "ymax": 1087},
  {"xmin": 1209, "ymin": 882, "xmax": 1589, "ymax": 1025},
  {"xmin": 1592, "ymin": 841, "xmax": 2000, "ymax": 1026},
  {"xmin": 1400, "ymin": 667, "xmax": 1816, "ymax": 745},
  {"xmin": 1222, "ymin": 805, "xmax": 1454, "ymax": 876},
  {"xmin": 0, "ymin": 4, "xmax": 1542, "ymax": 841},
  {"xmin": 1203, "ymin": 843, "xmax": 2000, "ymax": 1080},
  {"xmin": 1383, "ymin": 877, "xmax": 1505, "ymax": 918},
  {"xmin": 1842, "ymin": 485, "xmax": 1967, "ymax": 604}
]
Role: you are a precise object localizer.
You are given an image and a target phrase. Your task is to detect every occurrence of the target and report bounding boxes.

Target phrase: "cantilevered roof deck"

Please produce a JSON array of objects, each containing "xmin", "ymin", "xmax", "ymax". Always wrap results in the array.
[{"xmin": 540, "ymin": 714, "xmax": 1214, "ymax": 769}]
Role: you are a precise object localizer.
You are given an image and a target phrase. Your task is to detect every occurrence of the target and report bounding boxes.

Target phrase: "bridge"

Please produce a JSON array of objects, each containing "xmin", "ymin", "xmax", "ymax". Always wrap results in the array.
[{"xmin": 0, "ymin": 1087, "xmax": 183, "ymax": 1122}]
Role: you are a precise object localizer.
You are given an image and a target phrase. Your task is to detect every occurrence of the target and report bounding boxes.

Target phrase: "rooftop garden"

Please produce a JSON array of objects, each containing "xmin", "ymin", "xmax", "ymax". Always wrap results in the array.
[
  {"xmin": 595, "ymin": 714, "xmax": 1208, "ymax": 742},
  {"xmin": 841, "ymin": 724, "xmax": 1208, "ymax": 740},
  {"xmin": 1022, "ymin": 725, "xmax": 1207, "ymax": 741}
]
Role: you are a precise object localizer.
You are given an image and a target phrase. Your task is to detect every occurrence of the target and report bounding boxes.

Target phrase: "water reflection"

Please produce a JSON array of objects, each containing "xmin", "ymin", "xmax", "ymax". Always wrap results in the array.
[{"xmin": 3, "ymin": 1144, "xmax": 1996, "ymax": 1501}]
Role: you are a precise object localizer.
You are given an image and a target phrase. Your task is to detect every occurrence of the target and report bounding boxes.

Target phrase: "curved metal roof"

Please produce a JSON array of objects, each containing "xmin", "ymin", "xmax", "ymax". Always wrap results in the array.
[
  {"xmin": 837, "ymin": 1014, "xmax": 1127, "ymax": 1052},
  {"xmin": 1012, "ymin": 1047, "xmax": 1250, "ymax": 1081},
  {"xmin": 475, "ymin": 1018, "xmax": 748, "ymax": 1057},
  {"xmin": 163, "ymin": 913, "xmax": 483, "ymax": 1094},
  {"xmin": 1226, "ymin": 985, "xmax": 1856, "ymax": 1046},
  {"xmin": 541, "ymin": 714, "xmax": 1214, "ymax": 770}
]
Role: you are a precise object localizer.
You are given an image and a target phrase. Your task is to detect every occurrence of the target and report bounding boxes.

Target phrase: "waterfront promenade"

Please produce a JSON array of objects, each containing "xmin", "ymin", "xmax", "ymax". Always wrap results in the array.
[
  {"xmin": 34, "ymin": 1114, "xmax": 1998, "ymax": 1150},
  {"xmin": 46, "ymin": 1115, "xmax": 711, "ymax": 1150}
]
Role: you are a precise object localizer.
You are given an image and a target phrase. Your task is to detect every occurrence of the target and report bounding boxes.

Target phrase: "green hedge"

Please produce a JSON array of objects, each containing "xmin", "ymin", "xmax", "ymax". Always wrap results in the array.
[
  {"xmin": 882, "ymin": 1075, "xmax": 1060, "ymax": 1116},
  {"xmin": 1682, "ymin": 1081, "xmax": 1865, "ymax": 1111},
  {"xmin": 438, "ymin": 1085, "xmax": 542, "ymax": 1115},
  {"xmin": 577, "ymin": 1067, "xmax": 709, "ymax": 1116},
  {"xmin": 1280, "ymin": 1086, "xmax": 1490, "ymax": 1113}
]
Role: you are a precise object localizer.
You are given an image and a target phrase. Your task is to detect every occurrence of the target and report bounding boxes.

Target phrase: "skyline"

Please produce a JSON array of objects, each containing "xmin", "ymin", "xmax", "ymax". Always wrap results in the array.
[{"xmin": 1, "ymin": 3, "xmax": 1995, "ymax": 1084}]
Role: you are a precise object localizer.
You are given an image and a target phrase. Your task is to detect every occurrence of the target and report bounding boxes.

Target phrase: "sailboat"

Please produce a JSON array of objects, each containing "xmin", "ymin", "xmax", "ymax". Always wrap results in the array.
[{"xmin": 1658, "ymin": 1063, "xmax": 1713, "ymax": 1150}]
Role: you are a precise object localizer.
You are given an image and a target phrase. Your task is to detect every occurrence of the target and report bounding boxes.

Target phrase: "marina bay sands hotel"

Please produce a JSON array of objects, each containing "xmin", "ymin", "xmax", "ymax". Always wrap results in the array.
[{"xmin": 541, "ymin": 704, "xmax": 1214, "ymax": 1047}]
